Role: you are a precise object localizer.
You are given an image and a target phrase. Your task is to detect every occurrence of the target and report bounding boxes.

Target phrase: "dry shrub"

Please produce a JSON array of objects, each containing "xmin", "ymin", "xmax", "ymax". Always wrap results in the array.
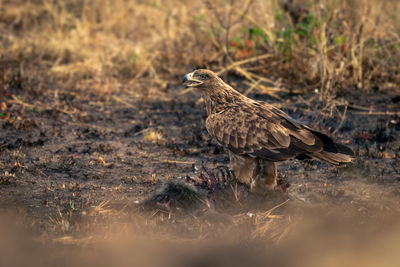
[
  {"xmin": 1, "ymin": 0, "xmax": 399, "ymax": 99},
  {"xmin": 1, "ymin": 0, "xmax": 213, "ymax": 98},
  {"xmin": 203, "ymin": 0, "xmax": 400, "ymax": 98}
]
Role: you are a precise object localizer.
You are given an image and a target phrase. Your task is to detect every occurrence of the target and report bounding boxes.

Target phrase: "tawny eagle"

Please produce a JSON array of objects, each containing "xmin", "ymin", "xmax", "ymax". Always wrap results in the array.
[{"xmin": 183, "ymin": 69, "xmax": 354, "ymax": 195}]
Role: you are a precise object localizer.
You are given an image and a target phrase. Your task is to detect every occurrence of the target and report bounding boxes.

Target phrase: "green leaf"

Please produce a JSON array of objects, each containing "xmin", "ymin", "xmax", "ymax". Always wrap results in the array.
[
  {"xmin": 130, "ymin": 51, "xmax": 138, "ymax": 66},
  {"xmin": 249, "ymin": 27, "xmax": 265, "ymax": 37},
  {"xmin": 194, "ymin": 13, "xmax": 206, "ymax": 22},
  {"xmin": 335, "ymin": 36, "xmax": 345, "ymax": 46}
]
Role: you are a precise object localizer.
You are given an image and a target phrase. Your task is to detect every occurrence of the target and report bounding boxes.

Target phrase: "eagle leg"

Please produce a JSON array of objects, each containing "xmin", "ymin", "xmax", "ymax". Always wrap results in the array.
[
  {"xmin": 228, "ymin": 151, "xmax": 277, "ymax": 195},
  {"xmin": 228, "ymin": 151, "xmax": 257, "ymax": 186},
  {"xmin": 251, "ymin": 160, "xmax": 277, "ymax": 195}
]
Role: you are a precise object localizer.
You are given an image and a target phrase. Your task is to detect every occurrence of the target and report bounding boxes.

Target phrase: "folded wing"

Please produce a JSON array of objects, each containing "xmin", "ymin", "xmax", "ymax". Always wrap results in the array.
[{"xmin": 206, "ymin": 102, "xmax": 353, "ymax": 165}]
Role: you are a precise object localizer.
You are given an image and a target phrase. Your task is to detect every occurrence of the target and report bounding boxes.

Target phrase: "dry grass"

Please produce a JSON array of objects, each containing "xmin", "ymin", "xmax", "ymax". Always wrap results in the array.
[{"xmin": 1, "ymin": 0, "xmax": 399, "ymax": 101}]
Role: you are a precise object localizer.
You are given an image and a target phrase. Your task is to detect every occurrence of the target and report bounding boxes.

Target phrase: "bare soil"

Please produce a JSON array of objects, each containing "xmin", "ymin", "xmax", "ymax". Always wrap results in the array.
[{"xmin": 0, "ymin": 74, "xmax": 399, "ymax": 266}]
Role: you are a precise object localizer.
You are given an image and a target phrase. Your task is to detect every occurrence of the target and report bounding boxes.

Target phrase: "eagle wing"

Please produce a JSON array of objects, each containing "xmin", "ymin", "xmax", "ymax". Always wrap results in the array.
[{"xmin": 205, "ymin": 102, "xmax": 324, "ymax": 161}]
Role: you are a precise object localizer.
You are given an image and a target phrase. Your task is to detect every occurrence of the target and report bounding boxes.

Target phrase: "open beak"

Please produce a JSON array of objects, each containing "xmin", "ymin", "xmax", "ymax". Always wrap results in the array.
[{"xmin": 182, "ymin": 72, "xmax": 202, "ymax": 87}]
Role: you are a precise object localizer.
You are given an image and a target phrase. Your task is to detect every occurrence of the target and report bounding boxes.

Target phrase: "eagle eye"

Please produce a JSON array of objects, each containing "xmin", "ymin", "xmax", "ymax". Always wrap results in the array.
[{"xmin": 197, "ymin": 73, "xmax": 210, "ymax": 80}]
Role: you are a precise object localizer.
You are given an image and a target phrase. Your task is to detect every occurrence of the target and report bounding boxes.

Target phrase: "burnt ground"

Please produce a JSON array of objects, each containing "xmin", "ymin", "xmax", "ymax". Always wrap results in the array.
[{"xmin": 0, "ymin": 76, "xmax": 400, "ymax": 265}]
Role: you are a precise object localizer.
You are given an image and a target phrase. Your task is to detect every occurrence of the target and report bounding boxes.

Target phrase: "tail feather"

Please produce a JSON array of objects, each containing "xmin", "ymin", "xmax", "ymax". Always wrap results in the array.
[
  {"xmin": 308, "ymin": 130, "xmax": 354, "ymax": 165},
  {"xmin": 334, "ymin": 143, "xmax": 355, "ymax": 156},
  {"xmin": 311, "ymin": 151, "xmax": 353, "ymax": 165}
]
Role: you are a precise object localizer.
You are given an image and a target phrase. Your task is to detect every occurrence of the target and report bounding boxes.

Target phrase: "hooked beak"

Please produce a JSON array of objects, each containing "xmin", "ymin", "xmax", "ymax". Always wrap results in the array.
[{"xmin": 182, "ymin": 72, "xmax": 202, "ymax": 88}]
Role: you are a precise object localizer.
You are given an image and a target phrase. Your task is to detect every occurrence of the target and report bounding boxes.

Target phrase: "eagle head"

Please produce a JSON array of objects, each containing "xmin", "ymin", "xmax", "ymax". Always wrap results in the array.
[{"xmin": 182, "ymin": 69, "xmax": 218, "ymax": 89}]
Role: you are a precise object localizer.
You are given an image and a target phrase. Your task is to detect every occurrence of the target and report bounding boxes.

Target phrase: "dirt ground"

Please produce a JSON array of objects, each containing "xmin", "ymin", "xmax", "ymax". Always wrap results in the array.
[{"xmin": 0, "ymin": 72, "xmax": 400, "ymax": 266}]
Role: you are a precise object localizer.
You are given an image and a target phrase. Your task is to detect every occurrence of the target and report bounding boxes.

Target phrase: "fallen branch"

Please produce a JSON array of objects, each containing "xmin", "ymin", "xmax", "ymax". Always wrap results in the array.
[
  {"xmin": 243, "ymin": 81, "xmax": 283, "ymax": 99},
  {"xmin": 154, "ymin": 159, "xmax": 195, "ymax": 165},
  {"xmin": 217, "ymin": 53, "xmax": 273, "ymax": 75},
  {"xmin": 243, "ymin": 79, "xmax": 262, "ymax": 96},
  {"xmin": 326, "ymin": 102, "xmax": 399, "ymax": 116},
  {"xmin": 233, "ymin": 66, "xmax": 285, "ymax": 92},
  {"xmin": 351, "ymin": 111, "xmax": 400, "ymax": 116},
  {"xmin": 112, "ymin": 96, "xmax": 135, "ymax": 108},
  {"xmin": 347, "ymin": 104, "xmax": 371, "ymax": 111},
  {"xmin": 11, "ymin": 95, "xmax": 35, "ymax": 109},
  {"xmin": 10, "ymin": 95, "xmax": 75, "ymax": 116},
  {"xmin": 332, "ymin": 105, "xmax": 348, "ymax": 135}
]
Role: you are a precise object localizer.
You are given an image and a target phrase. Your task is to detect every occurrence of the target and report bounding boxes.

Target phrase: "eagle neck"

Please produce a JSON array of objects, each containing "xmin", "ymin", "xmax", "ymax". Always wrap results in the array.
[{"xmin": 203, "ymin": 82, "xmax": 242, "ymax": 116}]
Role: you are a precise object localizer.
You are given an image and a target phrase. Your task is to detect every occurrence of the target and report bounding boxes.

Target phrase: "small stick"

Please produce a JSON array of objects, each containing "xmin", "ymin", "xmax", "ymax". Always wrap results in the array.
[
  {"xmin": 11, "ymin": 95, "xmax": 35, "ymax": 109},
  {"xmin": 112, "ymin": 96, "xmax": 135, "ymax": 108},
  {"xmin": 346, "ymin": 103, "xmax": 399, "ymax": 116},
  {"xmin": 217, "ymin": 53, "xmax": 273, "ymax": 75},
  {"xmin": 154, "ymin": 160, "xmax": 195, "ymax": 165},
  {"xmin": 11, "ymin": 95, "xmax": 75, "ymax": 116},
  {"xmin": 243, "ymin": 79, "xmax": 262, "ymax": 96},
  {"xmin": 347, "ymin": 104, "xmax": 372, "ymax": 111},
  {"xmin": 351, "ymin": 111, "xmax": 400, "ymax": 116},
  {"xmin": 333, "ymin": 105, "xmax": 348, "ymax": 135},
  {"xmin": 264, "ymin": 199, "xmax": 290, "ymax": 216}
]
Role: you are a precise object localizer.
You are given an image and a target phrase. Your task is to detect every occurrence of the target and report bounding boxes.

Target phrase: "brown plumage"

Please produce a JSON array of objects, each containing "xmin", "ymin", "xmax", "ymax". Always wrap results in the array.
[{"xmin": 183, "ymin": 69, "xmax": 354, "ymax": 195}]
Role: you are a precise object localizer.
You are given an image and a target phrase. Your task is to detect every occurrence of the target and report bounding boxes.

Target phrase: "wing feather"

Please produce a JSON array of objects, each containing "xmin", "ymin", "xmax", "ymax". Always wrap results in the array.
[{"xmin": 205, "ymin": 103, "xmax": 324, "ymax": 161}]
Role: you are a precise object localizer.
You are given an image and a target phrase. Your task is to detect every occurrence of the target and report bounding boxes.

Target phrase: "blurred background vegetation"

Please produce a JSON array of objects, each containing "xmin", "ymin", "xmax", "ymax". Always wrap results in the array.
[{"xmin": 1, "ymin": 0, "xmax": 399, "ymax": 101}]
